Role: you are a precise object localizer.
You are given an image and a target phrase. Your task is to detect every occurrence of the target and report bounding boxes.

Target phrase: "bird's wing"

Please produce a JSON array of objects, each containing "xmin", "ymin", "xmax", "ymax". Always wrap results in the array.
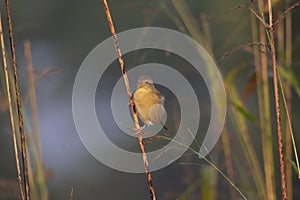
[{"xmin": 150, "ymin": 89, "xmax": 165, "ymax": 102}]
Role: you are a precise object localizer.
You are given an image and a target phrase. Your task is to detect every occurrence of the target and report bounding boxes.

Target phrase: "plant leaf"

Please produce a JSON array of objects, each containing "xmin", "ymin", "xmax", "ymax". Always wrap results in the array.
[{"xmin": 231, "ymin": 101, "xmax": 256, "ymax": 122}]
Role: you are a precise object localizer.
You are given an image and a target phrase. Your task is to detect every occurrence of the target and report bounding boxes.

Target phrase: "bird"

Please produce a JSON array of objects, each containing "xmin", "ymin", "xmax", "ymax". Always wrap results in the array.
[{"xmin": 133, "ymin": 75, "xmax": 168, "ymax": 130}]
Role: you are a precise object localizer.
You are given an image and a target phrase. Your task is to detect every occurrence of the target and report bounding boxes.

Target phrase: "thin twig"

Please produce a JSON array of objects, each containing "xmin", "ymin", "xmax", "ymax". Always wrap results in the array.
[
  {"xmin": 219, "ymin": 41, "xmax": 266, "ymax": 60},
  {"xmin": 4, "ymin": 0, "xmax": 30, "ymax": 199},
  {"xmin": 0, "ymin": 11, "xmax": 25, "ymax": 200},
  {"xmin": 273, "ymin": 1, "xmax": 300, "ymax": 26},
  {"xmin": 101, "ymin": 1, "xmax": 157, "ymax": 200},
  {"xmin": 157, "ymin": 134, "xmax": 247, "ymax": 200},
  {"xmin": 228, "ymin": 4, "xmax": 247, "ymax": 12},
  {"xmin": 249, "ymin": 7, "xmax": 270, "ymax": 28},
  {"xmin": 228, "ymin": 4, "xmax": 270, "ymax": 28},
  {"xmin": 267, "ymin": 0, "xmax": 287, "ymax": 199}
]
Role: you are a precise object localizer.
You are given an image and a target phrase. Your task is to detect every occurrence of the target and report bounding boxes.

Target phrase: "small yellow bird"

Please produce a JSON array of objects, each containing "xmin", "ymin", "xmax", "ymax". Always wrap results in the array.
[{"xmin": 133, "ymin": 76, "xmax": 167, "ymax": 130}]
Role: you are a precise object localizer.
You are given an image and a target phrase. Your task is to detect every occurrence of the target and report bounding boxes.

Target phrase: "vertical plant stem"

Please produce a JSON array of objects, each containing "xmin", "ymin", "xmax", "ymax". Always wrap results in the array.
[
  {"xmin": 228, "ymin": 86, "xmax": 267, "ymax": 199},
  {"xmin": 24, "ymin": 41, "xmax": 48, "ymax": 200},
  {"xmin": 170, "ymin": 4, "xmax": 220, "ymax": 199},
  {"xmin": 4, "ymin": 0, "xmax": 30, "ymax": 199},
  {"xmin": 24, "ymin": 41, "xmax": 42, "ymax": 164},
  {"xmin": 255, "ymin": 4, "xmax": 276, "ymax": 199},
  {"xmin": 27, "ymin": 156, "xmax": 38, "ymax": 200},
  {"xmin": 284, "ymin": 0, "xmax": 293, "ymax": 198},
  {"xmin": 0, "ymin": 11, "xmax": 25, "ymax": 200},
  {"xmin": 221, "ymin": 128, "xmax": 237, "ymax": 200},
  {"xmin": 267, "ymin": 0, "xmax": 287, "ymax": 199},
  {"xmin": 101, "ymin": 1, "xmax": 156, "ymax": 200},
  {"xmin": 200, "ymin": 166, "xmax": 217, "ymax": 199}
]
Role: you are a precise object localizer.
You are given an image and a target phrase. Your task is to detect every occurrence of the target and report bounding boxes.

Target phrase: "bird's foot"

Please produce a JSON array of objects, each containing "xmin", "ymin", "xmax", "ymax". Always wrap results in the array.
[{"xmin": 134, "ymin": 125, "xmax": 147, "ymax": 136}]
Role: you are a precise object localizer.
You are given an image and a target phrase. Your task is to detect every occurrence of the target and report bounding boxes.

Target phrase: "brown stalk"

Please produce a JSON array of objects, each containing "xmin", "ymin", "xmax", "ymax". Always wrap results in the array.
[
  {"xmin": 0, "ymin": 11, "xmax": 25, "ymax": 200},
  {"xmin": 221, "ymin": 128, "xmax": 237, "ymax": 200},
  {"xmin": 259, "ymin": 19, "xmax": 276, "ymax": 200},
  {"xmin": 101, "ymin": 1, "xmax": 157, "ymax": 200},
  {"xmin": 24, "ymin": 40, "xmax": 48, "ymax": 200},
  {"xmin": 4, "ymin": 0, "xmax": 30, "ymax": 199},
  {"xmin": 267, "ymin": 0, "xmax": 287, "ymax": 199},
  {"xmin": 24, "ymin": 41, "xmax": 42, "ymax": 165},
  {"xmin": 285, "ymin": 0, "xmax": 293, "ymax": 198}
]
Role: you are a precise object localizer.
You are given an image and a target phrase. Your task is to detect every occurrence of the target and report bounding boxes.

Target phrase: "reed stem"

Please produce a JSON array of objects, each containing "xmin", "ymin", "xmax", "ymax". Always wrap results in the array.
[
  {"xmin": 101, "ymin": 1, "xmax": 156, "ymax": 199},
  {"xmin": 4, "ymin": 0, "xmax": 30, "ymax": 199},
  {"xmin": 0, "ymin": 11, "xmax": 25, "ymax": 200}
]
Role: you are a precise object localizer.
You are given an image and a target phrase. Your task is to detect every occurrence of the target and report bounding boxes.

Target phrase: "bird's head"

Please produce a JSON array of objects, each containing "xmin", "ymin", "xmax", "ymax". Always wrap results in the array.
[{"xmin": 137, "ymin": 75, "xmax": 155, "ymax": 89}]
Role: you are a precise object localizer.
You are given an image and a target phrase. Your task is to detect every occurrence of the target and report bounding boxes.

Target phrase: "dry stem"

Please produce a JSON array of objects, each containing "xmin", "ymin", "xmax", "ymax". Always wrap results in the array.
[
  {"xmin": 101, "ymin": 1, "xmax": 156, "ymax": 199},
  {"xmin": 4, "ymin": 0, "xmax": 30, "ymax": 199},
  {"xmin": 0, "ymin": 11, "xmax": 25, "ymax": 200},
  {"xmin": 267, "ymin": 0, "xmax": 287, "ymax": 199},
  {"xmin": 24, "ymin": 41, "xmax": 43, "ymax": 165}
]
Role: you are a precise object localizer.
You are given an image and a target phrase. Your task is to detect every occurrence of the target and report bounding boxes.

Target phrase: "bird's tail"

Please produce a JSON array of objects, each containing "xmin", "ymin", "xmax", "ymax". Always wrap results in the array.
[{"xmin": 161, "ymin": 122, "xmax": 168, "ymax": 130}]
